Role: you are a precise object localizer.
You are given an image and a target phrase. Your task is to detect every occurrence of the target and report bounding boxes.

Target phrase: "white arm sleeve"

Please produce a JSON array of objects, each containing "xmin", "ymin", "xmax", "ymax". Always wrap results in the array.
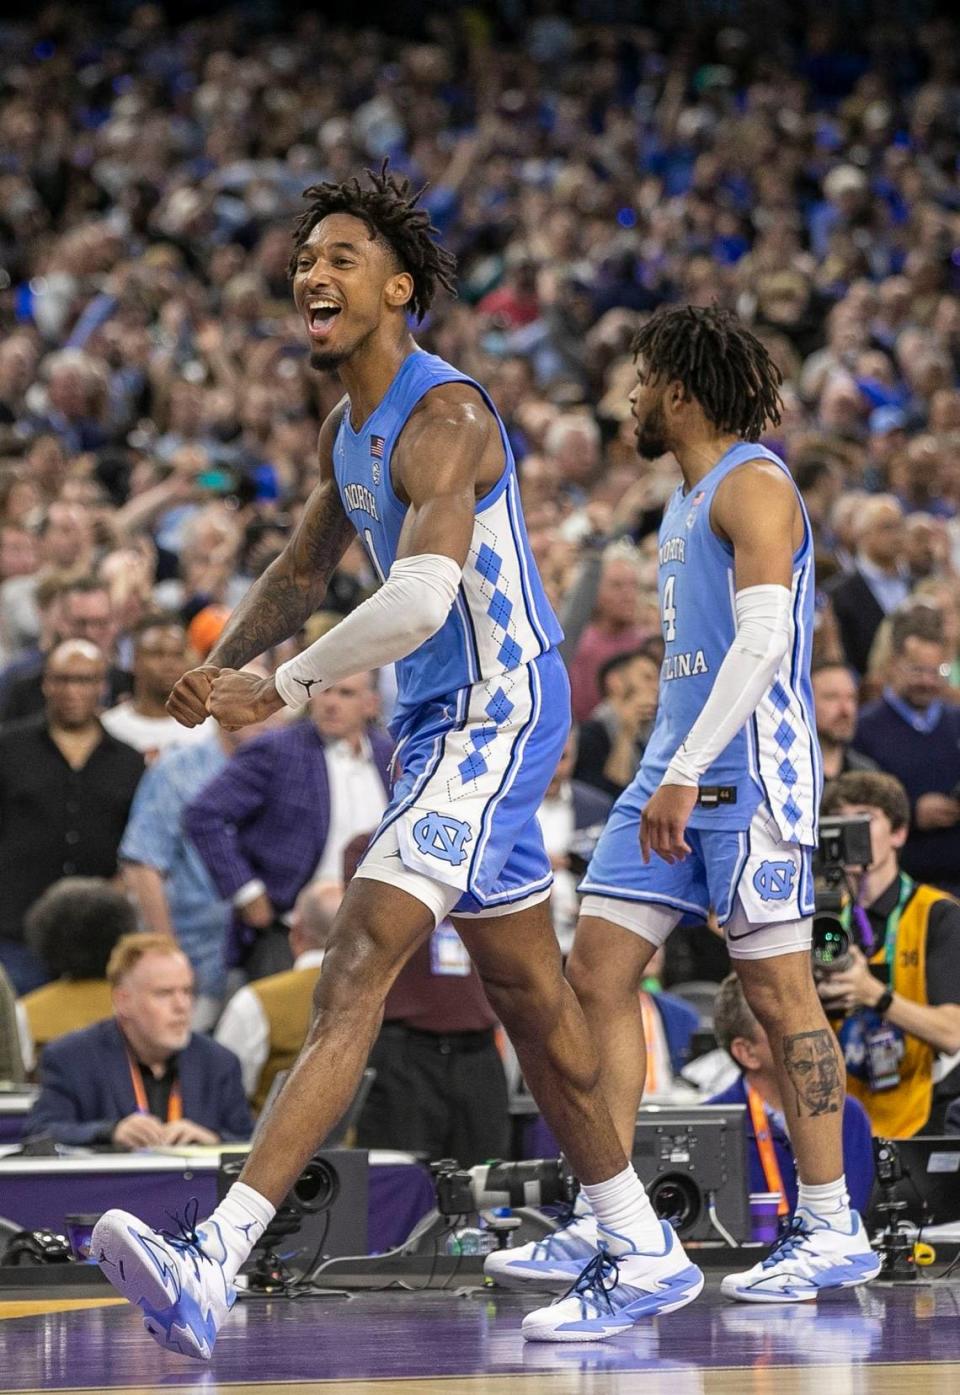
[
  {"xmin": 274, "ymin": 552, "xmax": 462, "ymax": 709},
  {"xmin": 663, "ymin": 583, "xmax": 792, "ymax": 787}
]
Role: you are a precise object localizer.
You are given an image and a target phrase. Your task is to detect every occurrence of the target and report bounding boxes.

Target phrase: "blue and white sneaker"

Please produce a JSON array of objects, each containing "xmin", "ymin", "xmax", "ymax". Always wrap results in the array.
[
  {"xmin": 484, "ymin": 1213, "xmax": 598, "ymax": 1289},
  {"xmin": 521, "ymin": 1222, "xmax": 704, "ymax": 1342},
  {"xmin": 93, "ymin": 1201, "xmax": 235, "ymax": 1359},
  {"xmin": 721, "ymin": 1209, "xmax": 881, "ymax": 1303}
]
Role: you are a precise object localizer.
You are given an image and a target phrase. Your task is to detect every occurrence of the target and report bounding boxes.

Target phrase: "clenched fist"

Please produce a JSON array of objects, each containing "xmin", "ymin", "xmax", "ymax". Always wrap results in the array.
[
  {"xmin": 205, "ymin": 669, "xmax": 285, "ymax": 731},
  {"xmin": 167, "ymin": 665, "xmax": 220, "ymax": 727}
]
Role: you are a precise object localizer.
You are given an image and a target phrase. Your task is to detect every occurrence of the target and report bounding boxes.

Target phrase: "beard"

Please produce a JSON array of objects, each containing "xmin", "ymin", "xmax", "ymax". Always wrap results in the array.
[
  {"xmin": 635, "ymin": 398, "xmax": 669, "ymax": 460},
  {"xmin": 308, "ymin": 320, "xmax": 376, "ymax": 374},
  {"xmin": 309, "ymin": 345, "xmax": 352, "ymax": 372}
]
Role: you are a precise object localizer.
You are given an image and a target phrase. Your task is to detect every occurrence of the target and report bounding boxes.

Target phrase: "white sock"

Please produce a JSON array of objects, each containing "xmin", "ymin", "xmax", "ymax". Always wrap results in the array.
[
  {"xmin": 582, "ymin": 1165, "xmax": 663, "ymax": 1255},
  {"xmin": 797, "ymin": 1177, "xmax": 852, "ymax": 1230},
  {"xmin": 572, "ymin": 1189, "xmax": 593, "ymax": 1219},
  {"xmin": 204, "ymin": 1182, "xmax": 277, "ymax": 1281}
]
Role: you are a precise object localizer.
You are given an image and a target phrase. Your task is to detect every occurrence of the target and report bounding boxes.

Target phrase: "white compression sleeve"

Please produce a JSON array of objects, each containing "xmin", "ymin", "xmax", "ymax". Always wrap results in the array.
[
  {"xmin": 274, "ymin": 552, "xmax": 462, "ymax": 708},
  {"xmin": 663, "ymin": 583, "xmax": 792, "ymax": 786}
]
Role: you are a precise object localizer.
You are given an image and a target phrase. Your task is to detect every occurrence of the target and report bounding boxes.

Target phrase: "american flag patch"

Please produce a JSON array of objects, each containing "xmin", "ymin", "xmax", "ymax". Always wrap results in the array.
[{"xmin": 370, "ymin": 435, "xmax": 385, "ymax": 459}]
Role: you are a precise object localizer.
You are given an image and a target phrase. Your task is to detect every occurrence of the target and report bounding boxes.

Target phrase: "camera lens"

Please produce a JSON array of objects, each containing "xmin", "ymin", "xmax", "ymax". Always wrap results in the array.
[
  {"xmin": 812, "ymin": 917, "xmax": 852, "ymax": 970},
  {"xmin": 292, "ymin": 1159, "xmax": 340, "ymax": 1213},
  {"xmin": 649, "ymin": 1175, "xmax": 700, "ymax": 1234}
]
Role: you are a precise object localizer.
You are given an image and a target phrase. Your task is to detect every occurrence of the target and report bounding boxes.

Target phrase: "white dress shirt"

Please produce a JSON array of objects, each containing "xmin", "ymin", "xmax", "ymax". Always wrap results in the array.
[
  {"xmin": 312, "ymin": 735, "xmax": 388, "ymax": 884},
  {"xmin": 856, "ymin": 553, "xmax": 910, "ymax": 615},
  {"xmin": 214, "ymin": 949, "xmax": 326, "ymax": 1099}
]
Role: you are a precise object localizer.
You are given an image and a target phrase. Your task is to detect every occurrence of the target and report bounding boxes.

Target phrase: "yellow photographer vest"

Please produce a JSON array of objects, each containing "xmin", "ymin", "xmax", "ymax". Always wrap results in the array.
[{"xmin": 844, "ymin": 881, "xmax": 943, "ymax": 1139}]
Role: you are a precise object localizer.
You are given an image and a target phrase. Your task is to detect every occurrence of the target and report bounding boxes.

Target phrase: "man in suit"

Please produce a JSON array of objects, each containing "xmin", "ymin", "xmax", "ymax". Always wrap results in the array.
[
  {"xmin": 184, "ymin": 672, "xmax": 393, "ymax": 976},
  {"xmin": 827, "ymin": 495, "xmax": 909, "ymax": 675},
  {"xmin": 27, "ymin": 932, "xmax": 252, "ymax": 1147}
]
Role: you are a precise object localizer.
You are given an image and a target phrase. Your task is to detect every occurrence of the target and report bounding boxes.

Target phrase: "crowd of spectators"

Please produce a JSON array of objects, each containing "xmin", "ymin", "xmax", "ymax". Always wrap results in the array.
[{"xmin": 1, "ymin": 8, "xmax": 960, "ymax": 1149}]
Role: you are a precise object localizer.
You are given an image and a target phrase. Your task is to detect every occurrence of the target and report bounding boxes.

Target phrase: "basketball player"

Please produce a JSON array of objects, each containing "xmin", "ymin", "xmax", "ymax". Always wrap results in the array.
[
  {"xmin": 499, "ymin": 308, "xmax": 879, "ymax": 1330},
  {"xmin": 91, "ymin": 170, "xmax": 703, "ymax": 1355}
]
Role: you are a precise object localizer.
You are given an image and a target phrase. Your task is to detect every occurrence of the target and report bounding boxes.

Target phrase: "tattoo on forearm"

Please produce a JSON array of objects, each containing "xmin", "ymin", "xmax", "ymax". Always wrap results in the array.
[
  {"xmin": 209, "ymin": 567, "xmax": 315, "ymax": 669},
  {"xmin": 782, "ymin": 1029, "xmax": 842, "ymax": 1117},
  {"xmin": 209, "ymin": 488, "xmax": 354, "ymax": 669}
]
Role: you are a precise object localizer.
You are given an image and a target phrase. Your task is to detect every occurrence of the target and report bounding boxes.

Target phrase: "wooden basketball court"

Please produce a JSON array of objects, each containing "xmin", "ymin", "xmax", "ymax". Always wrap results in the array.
[{"xmin": 3, "ymin": 1276, "xmax": 959, "ymax": 1395}]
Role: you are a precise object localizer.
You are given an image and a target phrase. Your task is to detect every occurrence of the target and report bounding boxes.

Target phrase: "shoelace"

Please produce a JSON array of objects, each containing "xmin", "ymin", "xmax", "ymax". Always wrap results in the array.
[
  {"xmin": 761, "ymin": 1216, "xmax": 814, "ymax": 1270},
  {"xmin": 563, "ymin": 1247, "xmax": 622, "ymax": 1315},
  {"xmin": 159, "ymin": 1197, "xmax": 210, "ymax": 1264}
]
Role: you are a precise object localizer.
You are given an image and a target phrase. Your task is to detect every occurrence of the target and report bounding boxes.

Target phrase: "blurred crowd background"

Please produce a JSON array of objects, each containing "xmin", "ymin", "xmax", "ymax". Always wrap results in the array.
[{"xmin": 2, "ymin": 3, "xmax": 960, "ymax": 1142}]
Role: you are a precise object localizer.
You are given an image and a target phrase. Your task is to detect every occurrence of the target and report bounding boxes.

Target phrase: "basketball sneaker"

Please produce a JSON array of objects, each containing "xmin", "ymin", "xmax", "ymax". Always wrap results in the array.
[
  {"xmin": 484, "ymin": 1212, "xmax": 598, "ymax": 1289},
  {"xmin": 93, "ymin": 1202, "xmax": 235, "ymax": 1359},
  {"xmin": 521, "ymin": 1221, "xmax": 704, "ymax": 1342},
  {"xmin": 720, "ymin": 1208, "xmax": 881, "ymax": 1303}
]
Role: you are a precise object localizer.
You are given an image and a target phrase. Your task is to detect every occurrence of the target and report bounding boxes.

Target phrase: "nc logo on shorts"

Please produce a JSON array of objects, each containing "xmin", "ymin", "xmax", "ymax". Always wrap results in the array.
[
  {"xmin": 412, "ymin": 812, "xmax": 473, "ymax": 867},
  {"xmin": 752, "ymin": 860, "xmax": 796, "ymax": 902}
]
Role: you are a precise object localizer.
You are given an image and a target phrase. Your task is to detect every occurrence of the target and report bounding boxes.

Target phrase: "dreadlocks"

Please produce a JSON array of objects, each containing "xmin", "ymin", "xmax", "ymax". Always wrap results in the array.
[
  {"xmin": 632, "ymin": 306, "xmax": 783, "ymax": 440},
  {"xmin": 290, "ymin": 162, "xmax": 458, "ymax": 322}
]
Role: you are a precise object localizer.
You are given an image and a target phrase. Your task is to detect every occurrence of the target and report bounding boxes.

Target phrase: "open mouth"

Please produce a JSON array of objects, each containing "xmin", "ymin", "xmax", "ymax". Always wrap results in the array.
[{"xmin": 307, "ymin": 300, "xmax": 342, "ymax": 340}]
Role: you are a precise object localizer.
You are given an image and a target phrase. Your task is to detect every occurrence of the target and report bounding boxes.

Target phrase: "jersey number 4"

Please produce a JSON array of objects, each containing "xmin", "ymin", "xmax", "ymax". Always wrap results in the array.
[{"xmin": 662, "ymin": 573, "xmax": 677, "ymax": 642}]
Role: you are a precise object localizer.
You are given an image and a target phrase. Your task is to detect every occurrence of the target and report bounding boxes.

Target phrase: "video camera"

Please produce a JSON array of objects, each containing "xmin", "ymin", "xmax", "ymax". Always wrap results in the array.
[
  {"xmin": 811, "ymin": 815, "xmax": 873, "ymax": 975},
  {"xmin": 433, "ymin": 1157, "xmax": 577, "ymax": 1217}
]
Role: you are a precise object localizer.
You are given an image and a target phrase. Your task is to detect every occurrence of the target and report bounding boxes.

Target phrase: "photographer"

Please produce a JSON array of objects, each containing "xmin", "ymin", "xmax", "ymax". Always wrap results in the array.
[{"xmin": 819, "ymin": 772, "xmax": 960, "ymax": 1136}]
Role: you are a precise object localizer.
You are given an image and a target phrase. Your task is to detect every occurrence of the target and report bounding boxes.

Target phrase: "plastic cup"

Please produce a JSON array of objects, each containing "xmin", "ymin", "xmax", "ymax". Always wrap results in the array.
[{"xmin": 749, "ymin": 1192, "xmax": 782, "ymax": 1244}]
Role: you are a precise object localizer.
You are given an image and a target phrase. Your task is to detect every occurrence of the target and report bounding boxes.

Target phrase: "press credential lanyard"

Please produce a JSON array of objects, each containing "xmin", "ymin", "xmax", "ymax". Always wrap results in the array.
[
  {"xmin": 745, "ymin": 1082, "xmax": 790, "ymax": 1217},
  {"xmin": 124, "ymin": 1044, "xmax": 183, "ymax": 1123}
]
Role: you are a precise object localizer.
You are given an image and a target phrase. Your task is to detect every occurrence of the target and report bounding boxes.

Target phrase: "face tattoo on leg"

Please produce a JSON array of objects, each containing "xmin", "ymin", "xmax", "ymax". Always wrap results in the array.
[{"xmin": 782, "ymin": 1029, "xmax": 843, "ymax": 1117}]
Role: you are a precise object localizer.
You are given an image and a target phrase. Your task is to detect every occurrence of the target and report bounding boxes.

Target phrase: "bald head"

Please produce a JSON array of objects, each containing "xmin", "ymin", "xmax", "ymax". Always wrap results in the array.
[
  {"xmin": 857, "ymin": 495, "xmax": 905, "ymax": 568},
  {"xmin": 46, "ymin": 638, "xmax": 105, "ymax": 669},
  {"xmin": 43, "ymin": 640, "xmax": 107, "ymax": 730},
  {"xmin": 290, "ymin": 881, "xmax": 338, "ymax": 958}
]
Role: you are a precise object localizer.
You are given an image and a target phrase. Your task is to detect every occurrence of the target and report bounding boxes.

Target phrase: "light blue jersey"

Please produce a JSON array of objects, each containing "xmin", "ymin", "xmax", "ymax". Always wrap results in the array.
[
  {"xmin": 580, "ymin": 440, "xmax": 819, "ymax": 931},
  {"xmin": 643, "ymin": 441, "xmax": 821, "ymax": 846},
  {"xmin": 333, "ymin": 349, "xmax": 562, "ymax": 735},
  {"xmin": 340, "ymin": 349, "xmax": 570, "ymax": 918}
]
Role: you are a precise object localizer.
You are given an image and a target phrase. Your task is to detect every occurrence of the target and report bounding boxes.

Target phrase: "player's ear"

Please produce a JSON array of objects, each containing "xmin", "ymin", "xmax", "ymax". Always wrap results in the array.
[
  {"xmin": 385, "ymin": 272, "xmax": 414, "ymax": 310},
  {"xmin": 667, "ymin": 377, "xmax": 688, "ymax": 414}
]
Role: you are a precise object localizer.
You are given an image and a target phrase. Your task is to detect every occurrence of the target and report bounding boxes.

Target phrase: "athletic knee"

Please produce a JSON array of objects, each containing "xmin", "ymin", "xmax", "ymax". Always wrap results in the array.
[
  {"xmin": 312, "ymin": 921, "xmax": 400, "ymax": 1015},
  {"xmin": 481, "ymin": 967, "xmax": 566, "ymax": 1039},
  {"xmin": 564, "ymin": 947, "xmax": 594, "ymax": 1002},
  {"xmin": 566, "ymin": 947, "xmax": 635, "ymax": 1008},
  {"xmin": 738, "ymin": 961, "xmax": 819, "ymax": 1028}
]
